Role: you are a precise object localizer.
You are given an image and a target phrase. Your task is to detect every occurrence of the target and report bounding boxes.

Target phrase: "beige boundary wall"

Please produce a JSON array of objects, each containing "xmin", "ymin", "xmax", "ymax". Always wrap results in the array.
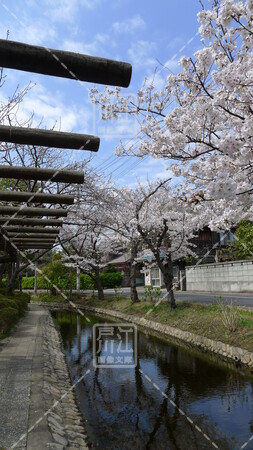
[{"xmin": 185, "ymin": 259, "xmax": 253, "ymax": 292}]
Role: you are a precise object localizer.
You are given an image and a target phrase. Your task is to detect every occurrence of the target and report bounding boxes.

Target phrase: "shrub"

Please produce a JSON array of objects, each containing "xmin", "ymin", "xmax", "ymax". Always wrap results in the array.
[
  {"xmin": 0, "ymin": 292, "xmax": 30, "ymax": 337},
  {"xmin": 217, "ymin": 297, "xmax": 239, "ymax": 332},
  {"xmin": 37, "ymin": 276, "xmax": 50, "ymax": 289},
  {"xmin": 144, "ymin": 285, "xmax": 161, "ymax": 302},
  {"xmin": 0, "ymin": 297, "xmax": 18, "ymax": 311},
  {"xmin": 100, "ymin": 272, "xmax": 122, "ymax": 289},
  {"xmin": 114, "ymin": 287, "xmax": 124, "ymax": 301},
  {"xmin": 0, "ymin": 307, "xmax": 19, "ymax": 334},
  {"xmin": 21, "ymin": 271, "xmax": 122, "ymax": 291},
  {"xmin": 22, "ymin": 276, "xmax": 35, "ymax": 289},
  {"xmin": 78, "ymin": 274, "xmax": 95, "ymax": 290},
  {"xmin": 13, "ymin": 292, "xmax": 30, "ymax": 316}
]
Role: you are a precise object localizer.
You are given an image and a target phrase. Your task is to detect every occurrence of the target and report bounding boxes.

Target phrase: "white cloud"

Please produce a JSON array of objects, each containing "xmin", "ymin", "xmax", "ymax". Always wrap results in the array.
[
  {"xmin": 62, "ymin": 33, "xmax": 113, "ymax": 56},
  {"xmin": 162, "ymin": 58, "xmax": 180, "ymax": 74},
  {"xmin": 128, "ymin": 40, "xmax": 156, "ymax": 69},
  {"xmin": 9, "ymin": 21, "xmax": 57, "ymax": 46},
  {"xmin": 43, "ymin": 0, "xmax": 100, "ymax": 24},
  {"xmin": 115, "ymin": 157, "xmax": 175, "ymax": 187},
  {"xmin": 1, "ymin": 83, "xmax": 93, "ymax": 133},
  {"xmin": 113, "ymin": 15, "xmax": 146, "ymax": 34},
  {"xmin": 145, "ymin": 72, "xmax": 167, "ymax": 91}
]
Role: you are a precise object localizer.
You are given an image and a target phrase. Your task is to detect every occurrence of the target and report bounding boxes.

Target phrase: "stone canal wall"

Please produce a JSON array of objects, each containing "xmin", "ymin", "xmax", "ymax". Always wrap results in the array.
[
  {"xmin": 82, "ymin": 306, "xmax": 253, "ymax": 371},
  {"xmin": 42, "ymin": 312, "xmax": 89, "ymax": 450}
]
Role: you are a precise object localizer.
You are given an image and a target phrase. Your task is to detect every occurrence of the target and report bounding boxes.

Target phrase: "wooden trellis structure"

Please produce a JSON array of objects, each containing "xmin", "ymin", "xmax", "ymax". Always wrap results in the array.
[{"xmin": 0, "ymin": 38, "xmax": 132, "ymax": 265}]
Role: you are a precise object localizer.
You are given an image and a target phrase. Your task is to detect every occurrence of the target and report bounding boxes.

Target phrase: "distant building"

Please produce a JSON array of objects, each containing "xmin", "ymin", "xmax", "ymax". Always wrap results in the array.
[
  {"xmin": 107, "ymin": 252, "xmax": 145, "ymax": 287},
  {"xmin": 107, "ymin": 228, "xmax": 236, "ymax": 289}
]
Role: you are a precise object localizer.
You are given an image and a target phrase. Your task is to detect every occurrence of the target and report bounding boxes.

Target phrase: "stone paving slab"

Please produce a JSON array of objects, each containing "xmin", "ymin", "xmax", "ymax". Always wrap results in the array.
[
  {"xmin": 0, "ymin": 305, "xmax": 50, "ymax": 450},
  {"xmin": 0, "ymin": 304, "xmax": 89, "ymax": 450}
]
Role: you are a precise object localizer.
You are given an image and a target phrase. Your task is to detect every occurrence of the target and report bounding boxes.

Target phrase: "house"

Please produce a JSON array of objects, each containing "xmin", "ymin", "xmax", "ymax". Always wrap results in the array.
[
  {"xmin": 189, "ymin": 227, "xmax": 237, "ymax": 264},
  {"xmin": 140, "ymin": 227, "xmax": 237, "ymax": 288},
  {"xmin": 107, "ymin": 252, "xmax": 145, "ymax": 287},
  {"xmin": 107, "ymin": 228, "xmax": 236, "ymax": 289}
]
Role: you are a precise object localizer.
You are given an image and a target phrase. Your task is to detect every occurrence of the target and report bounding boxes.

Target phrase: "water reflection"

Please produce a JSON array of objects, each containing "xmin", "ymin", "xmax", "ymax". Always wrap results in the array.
[{"xmin": 52, "ymin": 311, "xmax": 253, "ymax": 450}]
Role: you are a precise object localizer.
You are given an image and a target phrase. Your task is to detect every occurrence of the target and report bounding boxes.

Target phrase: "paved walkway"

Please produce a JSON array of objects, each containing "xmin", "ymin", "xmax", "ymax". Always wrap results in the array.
[{"xmin": 0, "ymin": 305, "xmax": 51, "ymax": 450}]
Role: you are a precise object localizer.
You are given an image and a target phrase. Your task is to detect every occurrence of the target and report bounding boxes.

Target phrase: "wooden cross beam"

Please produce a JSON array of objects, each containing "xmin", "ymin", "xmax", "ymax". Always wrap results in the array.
[
  {"xmin": 19, "ymin": 243, "xmax": 53, "ymax": 246},
  {"xmin": 0, "ymin": 191, "xmax": 74, "ymax": 205},
  {"xmin": 13, "ymin": 240, "xmax": 56, "ymax": 244},
  {"xmin": 0, "ymin": 206, "xmax": 67, "ymax": 217},
  {"xmin": 0, "ymin": 233, "xmax": 18, "ymax": 257},
  {"xmin": 9, "ymin": 233, "xmax": 58, "ymax": 239},
  {"xmin": 0, "ymin": 218, "xmax": 62, "ymax": 226},
  {"xmin": 4, "ymin": 227, "xmax": 60, "ymax": 234},
  {"xmin": 0, "ymin": 165, "xmax": 84, "ymax": 184},
  {"xmin": 0, "ymin": 39, "xmax": 132, "ymax": 87},
  {"xmin": 17, "ymin": 246, "xmax": 53, "ymax": 249},
  {"xmin": 0, "ymin": 125, "xmax": 100, "ymax": 151}
]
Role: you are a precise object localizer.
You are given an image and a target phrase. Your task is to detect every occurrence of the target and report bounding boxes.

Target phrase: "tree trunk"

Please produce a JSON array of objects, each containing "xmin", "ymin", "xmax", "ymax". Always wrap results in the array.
[
  {"xmin": 34, "ymin": 262, "xmax": 38, "ymax": 296},
  {"xmin": 0, "ymin": 263, "xmax": 6, "ymax": 286},
  {"xmin": 94, "ymin": 267, "xmax": 104, "ymax": 300},
  {"xmin": 18, "ymin": 275, "xmax": 22, "ymax": 292},
  {"xmin": 69, "ymin": 270, "xmax": 73, "ymax": 301},
  {"xmin": 155, "ymin": 254, "xmax": 176, "ymax": 310},
  {"xmin": 130, "ymin": 240, "xmax": 139, "ymax": 303},
  {"xmin": 76, "ymin": 266, "xmax": 80, "ymax": 292},
  {"xmin": 6, "ymin": 263, "xmax": 14, "ymax": 296}
]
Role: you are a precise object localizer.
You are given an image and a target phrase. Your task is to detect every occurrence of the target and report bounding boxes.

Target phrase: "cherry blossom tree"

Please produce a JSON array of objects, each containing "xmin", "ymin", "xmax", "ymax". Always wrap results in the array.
[
  {"xmin": 107, "ymin": 186, "xmax": 143, "ymax": 304},
  {"xmin": 58, "ymin": 174, "xmax": 121, "ymax": 301},
  {"xmin": 90, "ymin": 0, "xmax": 253, "ymax": 229},
  {"xmin": 133, "ymin": 180, "xmax": 197, "ymax": 309},
  {"xmin": 111, "ymin": 179, "xmax": 198, "ymax": 308}
]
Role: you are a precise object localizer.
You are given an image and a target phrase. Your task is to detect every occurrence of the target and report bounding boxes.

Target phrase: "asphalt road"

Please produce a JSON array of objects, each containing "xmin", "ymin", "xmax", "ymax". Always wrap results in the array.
[
  {"xmin": 30, "ymin": 287, "xmax": 253, "ymax": 308},
  {"xmin": 101, "ymin": 287, "xmax": 253, "ymax": 308},
  {"xmin": 174, "ymin": 291, "xmax": 253, "ymax": 307}
]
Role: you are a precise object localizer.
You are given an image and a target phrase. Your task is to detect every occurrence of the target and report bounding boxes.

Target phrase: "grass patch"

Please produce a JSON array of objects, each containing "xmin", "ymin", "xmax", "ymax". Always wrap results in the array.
[
  {"xmin": 74, "ymin": 295, "xmax": 253, "ymax": 352},
  {"xmin": 32, "ymin": 291, "xmax": 253, "ymax": 352},
  {"xmin": 31, "ymin": 293, "xmax": 68, "ymax": 303}
]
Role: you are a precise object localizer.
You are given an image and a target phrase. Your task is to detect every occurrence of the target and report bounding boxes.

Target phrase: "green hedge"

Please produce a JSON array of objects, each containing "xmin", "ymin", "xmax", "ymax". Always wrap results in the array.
[
  {"xmin": 21, "ymin": 272, "xmax": 122, "ymax": 290},
  {"xmin": 78, "ymin": 274, "xmax": 95, "ymax": 290},
  {"xmin": 0, "ymin": 292, "xmax": 30, "ymax": 336},
  {"xmin": 100, "ymin": 272, "xmax": 122, "ymax": 288}
]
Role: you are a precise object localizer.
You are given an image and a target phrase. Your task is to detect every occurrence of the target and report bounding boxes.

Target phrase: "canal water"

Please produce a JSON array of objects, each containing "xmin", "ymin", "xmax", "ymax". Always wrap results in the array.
[{"xmin": 52, "ymin": 311, "xmax": 253, "ymax": 450}]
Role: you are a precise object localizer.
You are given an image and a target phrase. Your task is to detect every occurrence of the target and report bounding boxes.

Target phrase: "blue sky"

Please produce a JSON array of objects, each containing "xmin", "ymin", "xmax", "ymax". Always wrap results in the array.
[{"xmin": 0, "ymin": 0, "xmax": 204, "ymax": 186}]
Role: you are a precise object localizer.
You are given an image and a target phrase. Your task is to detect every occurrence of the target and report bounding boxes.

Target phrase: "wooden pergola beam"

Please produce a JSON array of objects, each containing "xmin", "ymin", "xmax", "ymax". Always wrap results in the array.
[
  {"xmin": 0, "ymin": 234, "xmax": 18, "ymax": 257},
  {"xmin": 17, "ymin": 246, "xmax": 53, "ymax": 250},
  {"xmin": 0, "ymin": 39, "xmax": 132, "ymax": 87},
  {"xmin": 0, "ymin": 218, "xmax": 62, "ymax": 226},
  {"xmin": 17, "ymin": 243, "xmax": 53, "ymax": 248},
  {"xmin": 0, "ymin": 190, "xmax": 74, "ymax": 205},
  {"xmin": 13, "ymin": 240, "xmax": 56, "ymax": 245},
  {"xmin": 5, "ymin": 228, "xmax": 60, "ymax": 234},
  {"xmin": 10, "ymin": 234, "xmax": 57, "ymax": 240},
  {"xmin": 0, "ymin": 206, "xmax": 67, "ymax": 217},
  {"xmin": 0, "ymin": 165, "xmax": 84, "ymax": 184},
  {"xmin": 0, "ymin": 125, "xmax": 99, "ymax": 152},
  {"xmin": 11, "ymin": 236, "xmax": 56, "ymax": 240}
]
